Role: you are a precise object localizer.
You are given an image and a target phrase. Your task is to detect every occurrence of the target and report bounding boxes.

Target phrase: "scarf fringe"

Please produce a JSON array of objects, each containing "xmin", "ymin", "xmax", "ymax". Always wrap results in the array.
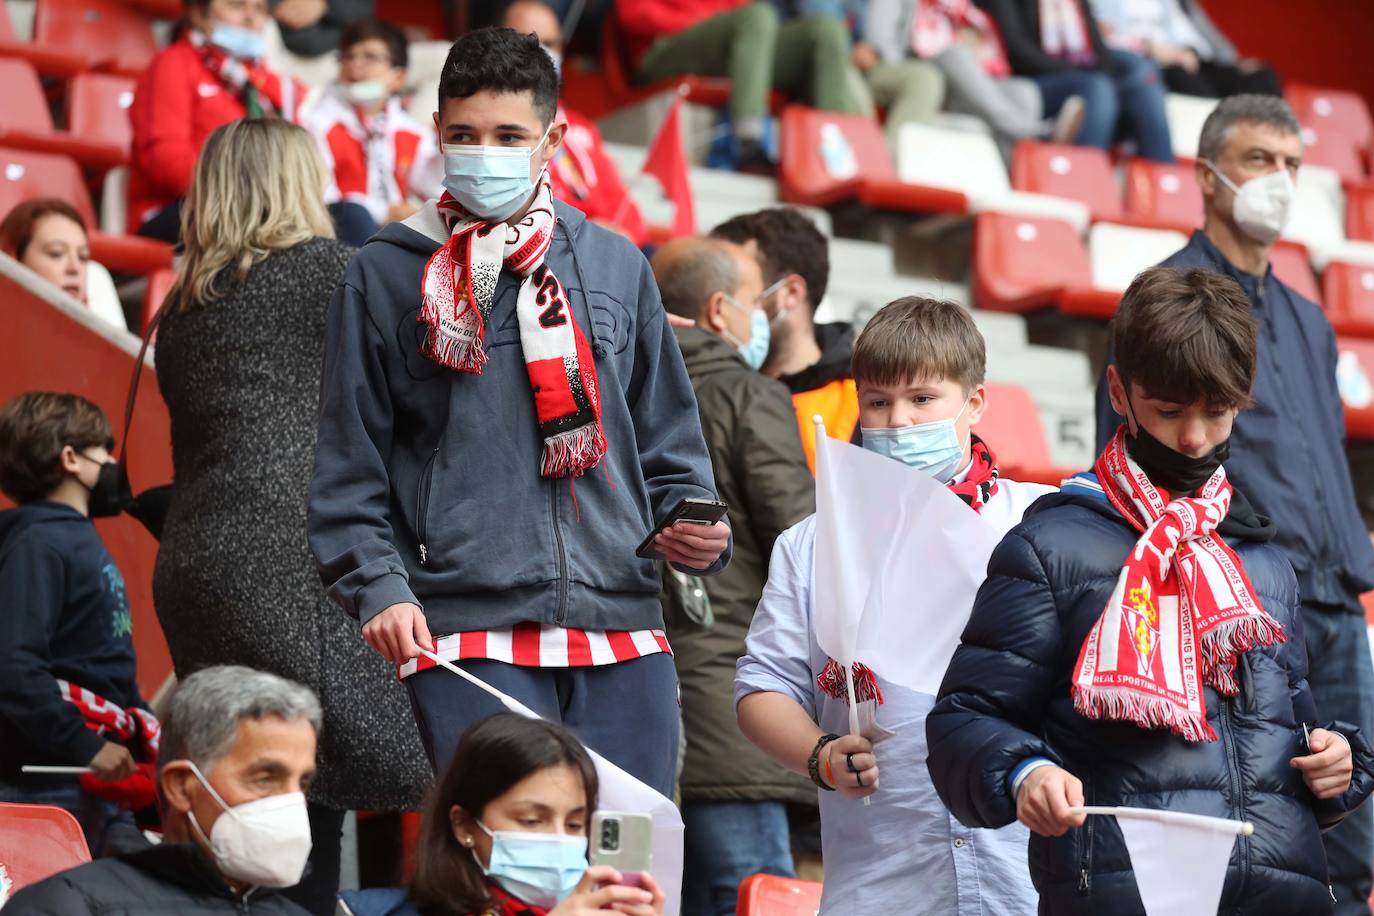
[
  {"xmin": 1199, "ymin": 614, "xmax": 1287, "ymax": 695},
  {"xmin": 541, "ymin": 424, "xmax": 608, "ymax": 478},
  {"xmin": 420, "ymin": 294, "xmax": 489, "ymax": 373},
  {"xmin": 1072, "ymin": 684, "xmax": 1218, "ymax": 743}
]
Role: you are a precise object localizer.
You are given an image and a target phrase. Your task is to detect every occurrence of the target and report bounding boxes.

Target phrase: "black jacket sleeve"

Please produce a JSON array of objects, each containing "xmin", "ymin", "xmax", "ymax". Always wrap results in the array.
[
  {"xmin": 2, "ymin": 873, "xmax": 97, "ymax": 915},
  {"xmin": 926, "ymin": 530, "xmax": 1064, "ymax": 829},
  {"xmin": 0, "ymin": 539, "xmax": 108, "ymax": 766},
  {"xmin": 975, "ymin": 0, "xmax": 1073, "ymax": 75}
]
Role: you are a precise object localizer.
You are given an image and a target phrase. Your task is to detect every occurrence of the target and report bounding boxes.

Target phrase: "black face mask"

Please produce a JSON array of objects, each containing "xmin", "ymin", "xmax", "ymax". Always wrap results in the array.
[
  {"xmin": 77, "ymin": 455, "xmax": 128, "ymax": 518},
  {"xmin": 1123, "ymin": 397, "xmax": 1230, "ymax": 494}
]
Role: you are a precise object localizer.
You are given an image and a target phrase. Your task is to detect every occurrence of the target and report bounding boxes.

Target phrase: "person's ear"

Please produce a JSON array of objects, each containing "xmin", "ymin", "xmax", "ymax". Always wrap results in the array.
[
  {"xmin": 965, "ymin": 383, "xmax": 987, "ymax": 427},
  {"xmin": 1106, "ymin": 365, "xmax": 1132, "ymax": 426},
  {"xmin": 785, "ymin": 274, "xmax": 809, "ymax": 314},
  {"xmin": 542, "ymin": 120, "xmax": 566, "ymax": 163},
  {"xmin": 1195, "ymin": 158, "xmax": 1217, "ymax": 199},
  {"xmin": 450, "ymin": 804, "xmax": 477, "ymax": 847},
  {"xmin": 58, "ymin": 444, "xmax": 82, "ymax": 477},
  {"xmin": 703, "ymin": 292, "xmax": 730, "ymax": 334},
  {"xmin": 161, "ymin": 761, "xmax": 199, "ymax": 815}
]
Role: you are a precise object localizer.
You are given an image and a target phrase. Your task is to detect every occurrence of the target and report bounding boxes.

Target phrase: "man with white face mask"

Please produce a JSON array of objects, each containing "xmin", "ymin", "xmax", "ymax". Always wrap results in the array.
[
  {"xmin": 1094, "ymin": 93, "xmax": 1374, "ymax": 916},
  {"xmin": 5, "ymin": 666, "xmax": 320, "ymax": 915}
]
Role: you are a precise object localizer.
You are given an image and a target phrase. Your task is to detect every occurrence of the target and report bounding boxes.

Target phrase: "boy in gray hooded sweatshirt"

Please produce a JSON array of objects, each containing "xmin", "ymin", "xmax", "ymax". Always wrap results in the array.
[{"xmin": 308, "ymin": 27, "xmax": 730, "ymax": 796}]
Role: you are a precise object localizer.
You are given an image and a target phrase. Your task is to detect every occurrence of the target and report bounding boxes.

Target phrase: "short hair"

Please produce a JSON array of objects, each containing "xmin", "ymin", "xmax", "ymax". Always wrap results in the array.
[
  {"xmin": 157, "ymin": 666, "xmax": 322, "ymax": 774},
  {"xmin": 851, "ymin": 297, "xmax": 986, "ymax": 393},
  {"xmin": 0, "ymin": 391, "xmax": 113, "ymax": 504},
  {"xmin": 412, "ymin": 714, "xmax": 598, "ymax": 914},
  {"xmin": 339, "ymin": 18, "xmax": 408, "ymax": 69},
  {"xmin": 653, "ymin": 239, "xmax": 741, "ymax": 320},
  {"xmin": 1111, "ymin": 267, "xmax": 1258, "ymax": 409},
  {"xmin": 1197, "ymin": 94, "xmax": 1301, "ymax": 163},
  {"xmin": 0, "ymin": 198, "xmax": 87, "ymax": 261},
  {"xmin": 438, "ymin": 27, "xmax": 559, "ymax": 127},
  {"xmin": 710, "ymin": 208, "xmax": 830, "ymax": 310}
]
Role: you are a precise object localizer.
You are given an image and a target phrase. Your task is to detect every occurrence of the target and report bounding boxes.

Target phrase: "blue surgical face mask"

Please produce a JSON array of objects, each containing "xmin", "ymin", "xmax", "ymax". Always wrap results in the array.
[
  {"xmin": 721, "ymin": 294, "xmax": 771, "ymax": 371},
  {"xmin": 209, "ymin": 22, "xmax": 266, "ymax": 61},
  {"xmin": 473, "ymin": 820, "xmax": 587, "ymax": 908},
  {"xmin": 861, "ymin": 400, "xmax": 970, "ymax": 482},
  {"xmin": 442, "ymin": 124, "xmax": 552, "ymax": 221}
]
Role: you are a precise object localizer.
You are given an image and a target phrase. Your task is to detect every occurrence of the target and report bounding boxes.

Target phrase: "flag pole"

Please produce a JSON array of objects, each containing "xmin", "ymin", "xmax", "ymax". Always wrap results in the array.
[{"xmin": 1072, "ymin": 806, "xmax": 1255, "ymax": 836}]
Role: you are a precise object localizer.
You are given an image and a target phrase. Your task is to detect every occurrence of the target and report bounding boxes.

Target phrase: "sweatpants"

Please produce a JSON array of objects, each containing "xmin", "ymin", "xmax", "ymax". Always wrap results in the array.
[
  {"xmin": 403, "ymin": 653, "xmax": 680, "ymax": 798},
  {"xmin": 849, "ymin": 58, "xmax": 946, "ymax": 152}
]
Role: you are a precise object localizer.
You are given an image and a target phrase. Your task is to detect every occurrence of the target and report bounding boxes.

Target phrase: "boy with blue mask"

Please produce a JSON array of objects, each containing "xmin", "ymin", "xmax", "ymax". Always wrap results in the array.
[
  {"xmin": 309, "ymin": 27, "xmax": 729, "ymax": 802},
  {"xmin": 735, "ymin": 296, "xmax": 1053, "ymax": 914},
  {"xmin": 652, "ymin": 237, "xmax": 817, "ymax": 915}
]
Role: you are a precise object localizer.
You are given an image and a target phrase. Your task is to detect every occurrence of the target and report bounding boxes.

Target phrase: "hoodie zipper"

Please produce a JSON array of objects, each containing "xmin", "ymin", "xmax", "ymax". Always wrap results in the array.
[
  {"xmin": 549, "ymin": 479, "xmax": 568, "ymax": 623},
  {"xmin": 1218, "ymin": 696, "xmax": 1250, "ymax": 899},
  {"xmin": 416, "ymin": 447, "xmax": 439, "ymax": 565},
  {"xmin": 1077, "ymin": 785, "xmax": 1096, "ymax": 895}
]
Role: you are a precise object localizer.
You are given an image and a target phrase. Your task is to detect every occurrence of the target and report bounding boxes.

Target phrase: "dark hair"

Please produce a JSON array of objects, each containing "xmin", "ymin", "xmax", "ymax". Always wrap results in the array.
[
  {"xmin": 437, "ymin": 27, "xmax": 559, "ymax": 127},
  {"xmin": 1111, "ymin": 267, "xmax": 1258, "ymax": 409},
  {"xmin": 411, "ymin": 714, "xmax": 599, "ymax": 915},
  {"xmin": 710, "ymin": 207, "xmax": 830, "ymax": 310},
  {"xmin": 0, "ymin": 198, "xmax": 87, "ymax": 261},
  {"xmin": 852, "ymin": 297, "xmax": 986, "ymax": 393},
  {"xmin": 339, "ymin": 17, "xmax": 408, "ymax": 69},
  {"xmin": 0, "ymin": 391, "xmax": 113, "ymax": 503}
]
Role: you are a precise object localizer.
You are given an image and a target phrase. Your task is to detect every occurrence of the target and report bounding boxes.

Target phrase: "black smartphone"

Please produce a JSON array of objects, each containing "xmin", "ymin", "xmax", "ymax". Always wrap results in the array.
[{"xmin": 635, "ymin": 497, "xmax": 729, "ymax": 560}]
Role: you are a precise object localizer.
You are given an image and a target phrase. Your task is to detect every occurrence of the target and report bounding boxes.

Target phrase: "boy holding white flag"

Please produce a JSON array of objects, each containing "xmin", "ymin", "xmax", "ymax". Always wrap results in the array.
[
  {"xmin": 734, "ymin": 297, "xmax": 1054, "ymax": 913},
  {"xmin": 927, "ymin": 267, "xmax": 1374, "ymax": 914}
]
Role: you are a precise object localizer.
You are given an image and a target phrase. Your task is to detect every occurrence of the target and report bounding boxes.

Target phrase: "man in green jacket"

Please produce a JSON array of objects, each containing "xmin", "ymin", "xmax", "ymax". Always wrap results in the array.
[{"xmin": 651, "ymin": 237, "xmax": 817, "ymax": 916}]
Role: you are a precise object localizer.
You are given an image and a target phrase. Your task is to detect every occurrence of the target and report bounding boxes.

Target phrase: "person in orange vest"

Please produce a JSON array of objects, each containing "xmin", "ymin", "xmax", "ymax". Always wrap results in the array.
[{"xmin": 712, "ymin": 208, "xmax": 856, "ymax": 473}]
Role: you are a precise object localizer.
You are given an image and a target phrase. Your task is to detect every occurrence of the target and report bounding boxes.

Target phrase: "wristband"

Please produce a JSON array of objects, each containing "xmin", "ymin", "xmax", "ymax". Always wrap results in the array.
[{"xmin": 808, "ymin": 733, "xmax": 841, "ymax": 791}]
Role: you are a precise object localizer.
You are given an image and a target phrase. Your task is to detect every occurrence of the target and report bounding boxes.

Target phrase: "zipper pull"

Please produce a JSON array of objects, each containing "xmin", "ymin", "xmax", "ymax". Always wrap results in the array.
[
  {"xmin": 419, "ymin": 543, "xmax": 428, "ymax": 566},
  {"xmin": 1078, "ymin": 868, "xmax": 1090, "ymax": 893}
]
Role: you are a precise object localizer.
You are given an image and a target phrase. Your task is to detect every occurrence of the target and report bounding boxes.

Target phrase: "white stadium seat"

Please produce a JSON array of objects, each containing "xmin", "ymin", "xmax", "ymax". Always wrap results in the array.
[{"xmin": 1087, "ymin": 223, "xmax": 1189, "ymax": 293}]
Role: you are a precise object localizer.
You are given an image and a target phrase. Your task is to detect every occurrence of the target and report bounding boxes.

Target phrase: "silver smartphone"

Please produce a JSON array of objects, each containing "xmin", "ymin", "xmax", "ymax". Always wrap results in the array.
[{"xmin": 588, "ymin": 811, "xmax": 653, "ymax": 885}]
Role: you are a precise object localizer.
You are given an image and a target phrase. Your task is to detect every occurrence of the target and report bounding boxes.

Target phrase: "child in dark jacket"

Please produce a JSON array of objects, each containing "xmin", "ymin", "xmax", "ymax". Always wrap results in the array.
[
  {"xmin": 927, "ymin": 267, "xmax": 1374, "ymax": 915},
  {"xmin": 0, "ymin": 392, "xmax": 155, "ymax": 856}
]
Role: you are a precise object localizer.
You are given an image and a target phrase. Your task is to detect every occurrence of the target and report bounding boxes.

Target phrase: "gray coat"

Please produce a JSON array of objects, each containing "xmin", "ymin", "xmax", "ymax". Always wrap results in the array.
[{"xmin": 152, "ymin": 239, "xmax": 429, "ymax": 811}]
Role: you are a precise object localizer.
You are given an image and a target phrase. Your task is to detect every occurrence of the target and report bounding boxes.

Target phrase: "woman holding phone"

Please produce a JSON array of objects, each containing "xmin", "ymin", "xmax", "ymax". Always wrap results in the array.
[{"xmin": 338, "ymin": 714, "xmax": 666, "ymax": 916}]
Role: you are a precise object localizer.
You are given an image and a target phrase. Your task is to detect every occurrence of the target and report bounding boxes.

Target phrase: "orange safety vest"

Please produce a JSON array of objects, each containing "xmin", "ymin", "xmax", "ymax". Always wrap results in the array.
[{"xmin": 792, "ymin": 378, "xmax": 860, "ymax": 475}]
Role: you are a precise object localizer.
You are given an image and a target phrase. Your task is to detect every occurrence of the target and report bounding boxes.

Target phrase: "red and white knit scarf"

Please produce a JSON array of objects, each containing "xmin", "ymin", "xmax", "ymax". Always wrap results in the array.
[
  {"xmin": 419, "ymin": 175, "xmax": 607, "ymax": 477},
  {"xmin": 189, "ymin": 31, "xmax": 292, "ymax": 119},
  {"xmin": 57, "ymin": 678, "xmax": 160, "ymax": 760},
  {"xmin": 1071, "ymin": 427, "xmax": 1285, "ymax": 743}
]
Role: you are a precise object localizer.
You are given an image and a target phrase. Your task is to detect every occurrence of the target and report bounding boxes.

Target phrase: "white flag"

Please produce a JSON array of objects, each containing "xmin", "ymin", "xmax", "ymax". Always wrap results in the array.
[
  {"xmin": 1082, "ymin": 806, "xmax": 1248, "ymax": 916},
  {"xmin": 416, "ymin": 650, "xmax": 686, "ymax": 916},
  {"xmin": 812, "ymin": 430, "xmax": 1002, "ymax": 702}
]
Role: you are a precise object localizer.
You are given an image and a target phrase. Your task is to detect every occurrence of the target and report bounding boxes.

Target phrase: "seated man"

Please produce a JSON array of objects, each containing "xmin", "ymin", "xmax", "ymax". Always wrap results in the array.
[
  {"xmin": 615, "ymin": 0, "xmax": 867, "ymax": 169},
  {"xmin": 502, "ymin": 0, "xmax": 647, "ymax": 246},
  {"xmin": 5, "ymin": 666, "xmax": 320, "ymax": 915}
]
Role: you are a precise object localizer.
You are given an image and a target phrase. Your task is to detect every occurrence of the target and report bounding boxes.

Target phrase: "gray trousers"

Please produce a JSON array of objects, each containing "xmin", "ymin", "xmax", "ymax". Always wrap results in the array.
[{"xmin": 935, "ymin": 44, "xmax": 1043, "ymax": 142}]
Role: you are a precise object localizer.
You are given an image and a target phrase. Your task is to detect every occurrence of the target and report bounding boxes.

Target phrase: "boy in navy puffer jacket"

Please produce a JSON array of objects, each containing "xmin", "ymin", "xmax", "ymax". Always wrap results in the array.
[{"xmin": 928, "ymin": 267, "xmax": 1374, "ymax": 915}]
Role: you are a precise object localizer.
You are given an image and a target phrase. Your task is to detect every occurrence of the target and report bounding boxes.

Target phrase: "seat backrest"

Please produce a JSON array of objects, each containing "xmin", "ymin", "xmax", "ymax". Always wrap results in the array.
[
  {"xmin": 68, "ymin": 72, "xmax": 138, "ymax": 155},
  {"xmin": 1336, "ymin": 335, "xmax": 1374, "ymax": 439},
  {"xmin": 735, "ymin": 873, "xmax": 824, "ymax": 916},
  {"xmin": 1011, "ymin": 141, "xmax": 1121, "ymax": 222},
  {"xmin": 896, "ymin": 122, "xmax": 1008, "ymax": 196},
  {"xmin": 0, "ymin": 146, "xmax": 96, "ymax": 225},
  {"xmin": 1124, "ymin": 158, "xmax": 1202, "ymax": 233},
  {"xmin": 976, "ymin": 382, "xmax": 1056, "ymax": 478},
  {"xmin": 0, "ymin": 802, "xmax": 92, "ymax": 895},
  {"xmin": 1348, "ymin": 184, "xmax": 1374, "ymax": 243},
  {"xmin": 1299, "ymin": 123, "xmax": 1367, "ymax": 185},
  {"xmin": 1288, "ymin": 83, "xmax": 1373, "ymax": 154},
  {"xmin": 1324, "ymin": 261, "xmax": 1374, "ymax": 327},
  {"xmin": 33, "ymin": 0, "xmax": 157, "ymax": 72},
  {"xmin": 780, "ymin": 105, "xmax": 894, "ymax": 207},
  {"xmin": 1164, "ymin": 93, "xmax": 1217, "ymax": 160},
  {"xmin": 973, "ymin": 212, "xmax": 1091, "ymax": 311},
  {"xmin": 1087, "ymin": 223, "xmax": 1188, "ymax": 292},
  {"xmin": 1282, "ymin": 165, "xmax": 1346, "ymax": 254},
  {"xmin": 1269, "ymin": 239, "xmax": 1322, "ymax": 306},
  {"xmin": 0, "ymin": 58, "xmax": 55, "ymax": 134},
  {"xmin": 141, "ymin": 267, "xmax": 177, "ymax": 331}
]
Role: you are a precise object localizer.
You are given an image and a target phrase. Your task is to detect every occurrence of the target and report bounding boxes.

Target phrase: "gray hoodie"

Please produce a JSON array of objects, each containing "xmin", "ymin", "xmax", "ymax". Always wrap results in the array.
[{"xmin": 308, "ymin": 200, "xmax": 727, "ymax": 636}]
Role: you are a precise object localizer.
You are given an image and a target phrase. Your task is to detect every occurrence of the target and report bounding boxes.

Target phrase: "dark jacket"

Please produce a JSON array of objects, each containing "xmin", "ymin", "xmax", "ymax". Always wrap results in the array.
[
  {"xmin": 776, "ymin": 321, "xmax": 854, "ymax": 396},
  {"xmin": 927, "ymin": 478, "xmax": 1374, "ymax": 914},
  {"xmin": 669, "ymin": 327, "xmax": 816, "ymax": 803},
  {"xmin": 0, "ymin": 503, "xmax": 143, "ymax": 778},
  {"xmin": 2, "ymin": 842, "xmax": 308, "ymax": 914},
  {"xmin": 308, "ymin": 202, "xmax": 727, "ymax": 638},
  {"xmin": 1094, "ymin": 230, "xmax": 1374, "ymax": 607},
  {"xmin": 974, "ymin": 0, "xmax": 1119, "ymax": 76}
]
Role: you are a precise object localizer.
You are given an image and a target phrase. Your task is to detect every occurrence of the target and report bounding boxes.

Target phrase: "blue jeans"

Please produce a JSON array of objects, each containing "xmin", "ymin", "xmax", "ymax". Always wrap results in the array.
[
  {"xmin": 1302, "ymin": 601, "xmax": 1374, "ymax": 916},
  {"xmin": 1032, "ymin": 50, "xmax": 1174, "ymax": 162},
  {"xmin": 403, "ymin": 653, "xmax": 681, "ymax": 798},
  {"xmin": 681, "ymin": 799, "xmax": 794, "ymax": 916},
  {"xmin": 0, "ymin": 779, "xmax": 145, "ymax": 857}
]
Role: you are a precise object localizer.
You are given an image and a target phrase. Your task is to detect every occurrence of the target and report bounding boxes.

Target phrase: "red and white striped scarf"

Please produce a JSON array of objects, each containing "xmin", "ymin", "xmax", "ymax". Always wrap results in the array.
[
  {"xmin": 418, "ymin": 175, "xmax": 607, "ymax": 477},
  {"xmin": 187, "ymin": 31, "xmax": 294, "ymax": 120},
  {"xmin": 57, "ymin": 679, "xmax": 160, "ymax": 760},
  {"xmin": 1071, "ymin": 427, "xmax": 1285, "ymax": 743}
]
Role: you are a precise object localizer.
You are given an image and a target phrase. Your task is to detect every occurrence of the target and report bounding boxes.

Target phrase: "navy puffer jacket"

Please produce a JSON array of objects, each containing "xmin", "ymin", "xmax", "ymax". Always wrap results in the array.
[{"xmin": 927, "ymin": 476, "xmax": 1374, "ymax": 915}]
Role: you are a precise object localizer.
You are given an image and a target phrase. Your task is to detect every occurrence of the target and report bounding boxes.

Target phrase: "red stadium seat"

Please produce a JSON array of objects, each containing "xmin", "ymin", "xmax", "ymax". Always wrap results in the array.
[
  {"xmin": 1348, "ymin": 184, "xmax": 1374, "ymax": 243},
  {"xmin": 1269, "ymin": 239, "xmax": 1322, "ymax": 306},
  {"xmin": 1298, "ymin": 124, "xmax": 1367, "ymax": 185},
  {"xmin": 1287, "ymin": 83, "xmax": 1372, "ymax": 160},
  {"xmin": 736, "ymin": 874, "xmax": 823, "ymax": 916},
  {"xmin": 0, "ymin": 59, "xmax": 126, "ymax": 170},
  {"xmin": 0, "ymin": 146, "xmax": 171, "ymax": 274},
  {"xmin": 141, "ymin": 267, "xmax": 176, "ymax": 332},
  {"xmin": 0, "ymin": 803, "xmax": 92, "ymax": 894},
  {"xmin": 1337, "ymin": 336, "xmax": 1374, "ymax": 440},
  {"xmin": 68, "ymin": 72, "xmax": 137, "ymax": 161},
  {"xmin": 1123, "ymin": 158, "xmax": 1203, "ymax": 234},
  {"xmin": 972, "ymin": 212, "xmax": 1118, "ymax": 317},
  {"xmin": 778, "ymin": 105, "xmax": 966, "ymax": 214},
  {"xmin": 32, "ymin": 0, "xmax": 157, "ymax": 79},
  {"xmin": 0, "ymin": 2, "xmax": 89, "ymax": 76},
  {"xmin": 1324, "ymin": 261, "xmax": 1374, "ymax": 339},
  {"xmin": 1011, "ymin": 141, "xmax": 1122, "ymax": 223},
  {"xmin": 976, "ymin": 383, "xmax": 1068, "ymax": 485}
]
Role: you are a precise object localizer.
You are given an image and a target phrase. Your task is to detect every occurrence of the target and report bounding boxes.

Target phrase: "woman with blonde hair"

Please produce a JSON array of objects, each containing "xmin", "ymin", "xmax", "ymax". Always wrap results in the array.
[{"xmin": 151, "ymin": 118, "xmax": 431, "ymax": 916}]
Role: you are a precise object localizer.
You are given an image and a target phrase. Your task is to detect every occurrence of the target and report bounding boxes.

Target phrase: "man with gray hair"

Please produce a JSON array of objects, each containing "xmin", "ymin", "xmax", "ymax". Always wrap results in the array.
[
  {"xmin": 6, "ymin": 666, "xmax": 320, "ymax": 914},
  {"xmin": 1095, "ymin": 94, "xmax": 1374, "ymax": 914}
]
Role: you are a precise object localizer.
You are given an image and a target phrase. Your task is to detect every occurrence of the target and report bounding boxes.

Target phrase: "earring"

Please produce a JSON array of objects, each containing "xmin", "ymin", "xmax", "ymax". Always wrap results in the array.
[{"xmin": 460, "ymin": 836, "xmax": 474, "ymax": 847}]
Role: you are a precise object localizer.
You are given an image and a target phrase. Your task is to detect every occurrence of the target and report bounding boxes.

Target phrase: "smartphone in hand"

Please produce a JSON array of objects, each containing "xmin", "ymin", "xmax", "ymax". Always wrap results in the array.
[
  {"xmin": 635, "ymin": 498, "xmax": 728, "ymax": 560},
  {"xmin": 589, "ymin": 811, "xmax": 653, "ymax": 888}
]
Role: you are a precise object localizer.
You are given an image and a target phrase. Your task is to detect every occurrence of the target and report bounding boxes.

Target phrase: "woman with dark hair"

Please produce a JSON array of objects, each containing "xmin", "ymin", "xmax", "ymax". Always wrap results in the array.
[{"xmin": 339, "ymin": 714, "xmax": 667, "ymax": 916}]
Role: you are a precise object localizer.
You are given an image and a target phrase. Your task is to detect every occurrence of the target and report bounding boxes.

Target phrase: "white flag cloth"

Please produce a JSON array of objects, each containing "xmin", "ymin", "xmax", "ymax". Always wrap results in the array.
[
  {"xmin": 416, "ymin": 649, "xmax": 685, "ymax": 916},
  {"xmin": 812, "ymin": 431, "xmax": 1002, "ymax": 702},
  {"xmin": 1078, "ymin": 806, "xmax": 1250, "ymax": 916}
]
